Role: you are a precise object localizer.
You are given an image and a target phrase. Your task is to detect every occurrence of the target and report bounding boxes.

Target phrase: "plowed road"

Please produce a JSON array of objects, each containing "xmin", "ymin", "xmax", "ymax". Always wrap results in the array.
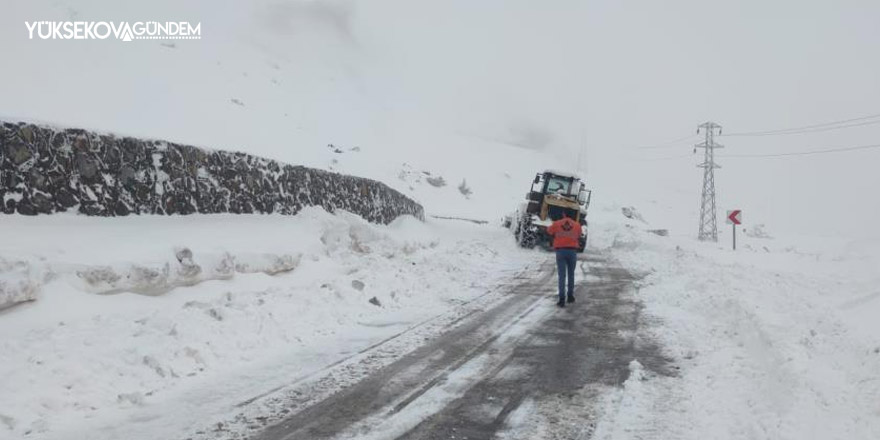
[{"xmin": 250, "ymin": 251, "xmax": 674, "ymax": 440}]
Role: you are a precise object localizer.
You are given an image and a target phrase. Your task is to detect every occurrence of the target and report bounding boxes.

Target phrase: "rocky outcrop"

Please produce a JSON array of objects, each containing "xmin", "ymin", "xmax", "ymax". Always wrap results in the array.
[{"xmin": 0, "ymin": 121, "xmax": 423, "ymax": 223}]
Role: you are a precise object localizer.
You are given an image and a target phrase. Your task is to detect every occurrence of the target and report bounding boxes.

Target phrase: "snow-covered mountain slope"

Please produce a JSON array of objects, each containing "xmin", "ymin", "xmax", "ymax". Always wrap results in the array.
[
  {"xmin": 5, "ymin": 0, "xmax": 880, "ymax": 237},
  {"xmin": 0, "ymin": 0, "xmax": 570, "ymax": 222}
]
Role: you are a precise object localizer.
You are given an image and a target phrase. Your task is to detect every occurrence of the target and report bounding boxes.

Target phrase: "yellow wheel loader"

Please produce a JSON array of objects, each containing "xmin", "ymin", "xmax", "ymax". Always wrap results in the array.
[{"xmin": 508, "ymin": 170, "xmax": 591, "ymax": 252}]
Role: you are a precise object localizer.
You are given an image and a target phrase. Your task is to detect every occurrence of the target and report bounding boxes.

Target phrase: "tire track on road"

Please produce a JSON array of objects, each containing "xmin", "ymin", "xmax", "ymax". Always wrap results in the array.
[
  {"xmin": 251, "ymin": 260, "xmax": 557, "ymax": 440},
  {"xmin": 393, "ymin": 253, "xmax": 676, "ymax": 440},
  {"xmin": 251, "ymin": 251, "xmax": 676, "ymax": 440}
]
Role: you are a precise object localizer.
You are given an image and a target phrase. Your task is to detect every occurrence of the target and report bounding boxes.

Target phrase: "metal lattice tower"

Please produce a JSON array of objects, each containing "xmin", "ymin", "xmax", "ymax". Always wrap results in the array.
[{"xmin": 696, "ymin": 122, "xmax": 723, "ymax": 241}]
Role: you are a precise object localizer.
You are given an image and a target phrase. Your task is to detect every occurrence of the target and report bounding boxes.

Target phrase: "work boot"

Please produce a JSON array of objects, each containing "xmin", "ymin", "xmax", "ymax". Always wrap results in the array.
[
  {"xmin": 556, "ymin": 298, "xmax": 566, "ymax": 308},
  {"xmin": 567, "ymin": 294, "xmax": 575, "ymax": 303}
]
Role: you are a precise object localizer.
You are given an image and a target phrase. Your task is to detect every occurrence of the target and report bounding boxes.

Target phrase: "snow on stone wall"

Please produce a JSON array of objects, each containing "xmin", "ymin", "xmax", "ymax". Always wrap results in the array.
[{"xmin": 0, "ymin": 121, "xmax": 424, "ymax": 223}]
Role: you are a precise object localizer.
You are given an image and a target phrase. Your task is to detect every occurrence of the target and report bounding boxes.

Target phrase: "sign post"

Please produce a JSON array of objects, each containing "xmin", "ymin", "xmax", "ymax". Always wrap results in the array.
[{"xmin": 726, "ymin": 210, "xmax": 742, "ymax": 250}]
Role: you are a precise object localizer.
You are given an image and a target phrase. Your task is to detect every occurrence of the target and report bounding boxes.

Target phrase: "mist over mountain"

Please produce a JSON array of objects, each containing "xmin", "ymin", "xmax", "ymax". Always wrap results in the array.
[{"xmin": 2, "ymin": 0, "xmax": 879, "ymax": 236}]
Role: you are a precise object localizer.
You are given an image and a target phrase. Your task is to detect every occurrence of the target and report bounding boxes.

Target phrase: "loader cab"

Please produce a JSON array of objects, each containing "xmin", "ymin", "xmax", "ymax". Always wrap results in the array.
[
  {"xmin": 529, "ymin": 172, "xmax": 584, "ymax": 199},
  {"xmin": 526, "ymin": 171, "xmax": 590, "ymax": 221},
  {"xmin": 531, "ymin": 172, "xmax": 580, "ymax": 196}
]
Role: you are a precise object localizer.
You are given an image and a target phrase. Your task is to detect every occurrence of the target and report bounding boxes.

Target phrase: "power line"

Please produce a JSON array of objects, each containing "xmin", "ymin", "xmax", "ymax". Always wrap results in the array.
[
  {"xmin": 626, "ymin": 110, "xmax": 880, "ymax": 149},
  {"xmin": 723, "ymin": 112, "xmax": 880, "ymax": 137},
  {"xmin": 724, "ymin": 119, "xmax": 880, "ymax": 137},
  {"xmin": 635, "ymin": 153, "xmax": 693, "ymax": 161},
  {"xmin": 720, "ymin": 143, "xmax": 880, "ymax": 158},
  {"xmin": 632, "ymin": 134, "xmax": 700, "ymax": 149},
  {"xmin": 635, "ymin": 143, "xmax": 880, "ymax": 160}
]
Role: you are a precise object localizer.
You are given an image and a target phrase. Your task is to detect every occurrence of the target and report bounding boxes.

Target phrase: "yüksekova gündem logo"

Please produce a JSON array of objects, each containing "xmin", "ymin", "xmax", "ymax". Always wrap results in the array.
[{"xmin": 25, "ymin": 21, "xmax": 201, "ymax": 41}]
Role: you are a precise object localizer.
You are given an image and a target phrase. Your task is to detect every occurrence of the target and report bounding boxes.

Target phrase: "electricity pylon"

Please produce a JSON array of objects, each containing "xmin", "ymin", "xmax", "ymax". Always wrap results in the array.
[{"xmin": 696, "ymin": 122, "xmax": 722, "ymax": 241}]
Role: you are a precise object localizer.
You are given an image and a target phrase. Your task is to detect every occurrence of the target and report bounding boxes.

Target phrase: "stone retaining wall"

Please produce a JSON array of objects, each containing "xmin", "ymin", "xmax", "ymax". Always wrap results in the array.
[{"xmin": 0, "ymin": 121, "xmax": 424, "ymax": 223}]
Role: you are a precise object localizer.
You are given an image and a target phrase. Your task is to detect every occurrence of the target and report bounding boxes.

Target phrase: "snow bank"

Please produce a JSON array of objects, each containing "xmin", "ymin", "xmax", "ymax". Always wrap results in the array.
[
  {"xmin": 73, "ymin": 249, "xmax": 304, "ymax": 296},
  {"xmin": 587, "ymin": 200, "xmax": 880, "ymax": 439},
  {"xmin": 0, "ymin": 259, "xmax": 41, "ymax": 310},
  {"xmin": 0, "ymin": 208, "xmax": 533, "ymax": 439},
  {"xmin": 75, "ymin": 250, "xmax": 235, "ymax": 296}
]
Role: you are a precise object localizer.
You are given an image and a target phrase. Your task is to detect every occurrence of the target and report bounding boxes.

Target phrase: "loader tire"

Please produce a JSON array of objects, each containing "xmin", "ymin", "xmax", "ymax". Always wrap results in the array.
[{"xmin": 517, "ymin": 218, "xmax": 536, "ymax": 248}]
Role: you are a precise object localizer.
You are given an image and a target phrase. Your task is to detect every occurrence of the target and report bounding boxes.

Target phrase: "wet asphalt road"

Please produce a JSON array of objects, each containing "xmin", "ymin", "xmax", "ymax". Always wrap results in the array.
[{"xmin": 253, "ymin": 251, "xmax": 674, "ymax": 440}]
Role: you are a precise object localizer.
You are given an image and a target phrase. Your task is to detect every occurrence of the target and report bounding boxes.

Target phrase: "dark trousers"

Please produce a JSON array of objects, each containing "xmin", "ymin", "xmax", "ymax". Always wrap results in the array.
[{"xmin": 555, "ymin": 249, "xmax": 577, "ymax": 300}]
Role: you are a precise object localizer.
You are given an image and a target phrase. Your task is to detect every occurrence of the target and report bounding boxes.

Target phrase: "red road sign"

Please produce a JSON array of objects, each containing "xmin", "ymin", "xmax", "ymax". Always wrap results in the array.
[{"xmin": 727, "ymin": 210, "xmax": 742, "ymax": 225}]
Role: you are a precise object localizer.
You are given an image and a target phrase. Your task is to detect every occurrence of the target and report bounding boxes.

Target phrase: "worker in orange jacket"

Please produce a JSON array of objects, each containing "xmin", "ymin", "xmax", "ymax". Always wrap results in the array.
[{"xmin": 547, "ymin": 212, "xmax": 581, "ymax": 307}]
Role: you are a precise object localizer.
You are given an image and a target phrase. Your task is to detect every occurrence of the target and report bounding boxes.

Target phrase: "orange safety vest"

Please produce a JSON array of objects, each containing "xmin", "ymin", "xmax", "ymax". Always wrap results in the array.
[{"xmin": 547, "ymin": 217, "xmax": 581, "ymax": 249}]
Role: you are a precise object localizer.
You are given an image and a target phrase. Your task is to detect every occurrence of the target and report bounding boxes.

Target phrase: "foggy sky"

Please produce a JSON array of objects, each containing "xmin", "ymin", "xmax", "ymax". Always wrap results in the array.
[
  {"xmin": 2, "ymin": 0, "xmax": 879, "ymax": 237},
  {"xmin": 347, "ymin": 0, "xmax": 880, "ymax": 237}
]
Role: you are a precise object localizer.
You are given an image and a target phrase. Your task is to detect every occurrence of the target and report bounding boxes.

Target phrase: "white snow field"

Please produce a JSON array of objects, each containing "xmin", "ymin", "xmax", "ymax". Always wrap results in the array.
[
  {"xmin": 587, "ymin": 204, "xmax": 880, "ymax": 440},
  {"xmin": 2, "ymin": 197, "xmax": 879, "ymax": 439},
  {"xmin": 0, "ymin": 209, "xmax": 539, "ymax": 439}
]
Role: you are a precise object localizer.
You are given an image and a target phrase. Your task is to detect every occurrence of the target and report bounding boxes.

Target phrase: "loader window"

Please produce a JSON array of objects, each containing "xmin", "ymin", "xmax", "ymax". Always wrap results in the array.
[{"xmin": 545, "ymin": 176, "xmax": 573, "ymax": 195}]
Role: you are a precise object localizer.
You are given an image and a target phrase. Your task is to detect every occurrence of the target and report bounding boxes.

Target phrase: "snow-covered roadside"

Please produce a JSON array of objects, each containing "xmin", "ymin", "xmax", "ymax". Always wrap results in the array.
[
  {"xmin": 588, "ymin": 205, "xmax": 880, "ymax": 439},
  {"xmin": 0, "ymin": 209, "xmax": 534, "ymax": 439}
]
